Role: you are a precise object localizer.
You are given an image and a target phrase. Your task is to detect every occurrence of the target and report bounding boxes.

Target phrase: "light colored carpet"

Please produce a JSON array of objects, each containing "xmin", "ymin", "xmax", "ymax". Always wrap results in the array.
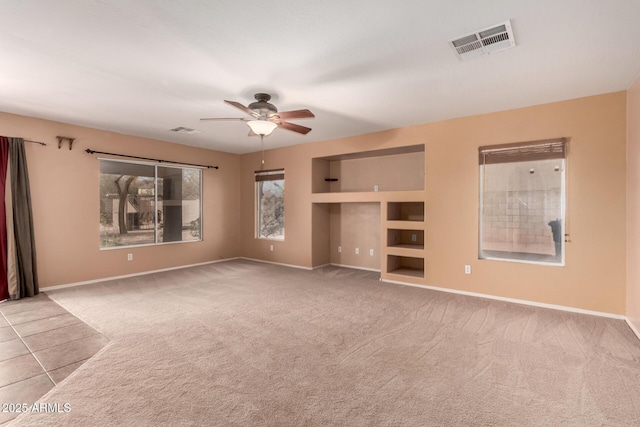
[{"xmin": 10, "ymin": 259, "xmax": 640, "ymax": 426}]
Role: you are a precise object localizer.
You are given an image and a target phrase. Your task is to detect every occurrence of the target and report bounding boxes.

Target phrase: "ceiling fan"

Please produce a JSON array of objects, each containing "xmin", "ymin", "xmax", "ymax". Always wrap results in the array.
[{"xmin": 200, "ymin": 93, "xmax": 315, "ymax": 136}]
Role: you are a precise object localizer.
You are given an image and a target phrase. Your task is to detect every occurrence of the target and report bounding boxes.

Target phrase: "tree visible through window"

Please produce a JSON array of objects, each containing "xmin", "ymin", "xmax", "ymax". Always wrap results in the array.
[
  {"xmin": 255, "ymin": 169, "xmax": 284, "ymax": 240},
  {"xmin": 99, "ymin": 160, "xmax": 202, "ymax": 248},
  {"xmin": 479, "ymin": 139, "xmax": 566, "ymax": 264}
]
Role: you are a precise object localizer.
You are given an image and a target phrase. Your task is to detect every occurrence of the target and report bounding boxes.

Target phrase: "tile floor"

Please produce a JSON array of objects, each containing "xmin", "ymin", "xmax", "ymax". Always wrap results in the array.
[{"xmin": 0, "ymin": 294, "xmax": 108, "ymax": 425}]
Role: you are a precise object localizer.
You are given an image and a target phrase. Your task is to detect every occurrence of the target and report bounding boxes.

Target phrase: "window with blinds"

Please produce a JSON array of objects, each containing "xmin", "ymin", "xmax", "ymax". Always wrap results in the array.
[
  {"xmin": 478, "ymin": 138, "xmax": 566, "ymax": 265},
  {"xmin": 255, "ymin": 169, "xmax": 285, "ymax": 240}
]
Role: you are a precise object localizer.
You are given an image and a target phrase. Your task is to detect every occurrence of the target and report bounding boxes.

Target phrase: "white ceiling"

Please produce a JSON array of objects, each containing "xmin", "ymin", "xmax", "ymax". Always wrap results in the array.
[{"xmin": 2, "ymin": 1, "xmax": 640, "ymax": 154}]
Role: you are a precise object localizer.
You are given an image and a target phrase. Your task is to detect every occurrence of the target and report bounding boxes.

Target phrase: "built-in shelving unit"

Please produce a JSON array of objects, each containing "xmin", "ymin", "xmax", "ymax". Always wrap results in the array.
[
  {"xmin": 382, "ymin": 201, "xmax": 426, "ymax": 282},
  {"xmin": 311, "ymin": 144, "xmax": 427, "ymax": 286}
]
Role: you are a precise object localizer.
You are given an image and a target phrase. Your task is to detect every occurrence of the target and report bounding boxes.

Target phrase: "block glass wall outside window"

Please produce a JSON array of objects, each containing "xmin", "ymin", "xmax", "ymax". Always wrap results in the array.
[
  {"xmin": 255, "ymin": 169, "xmax": 285, "ymax": 241},
  {"xmin": 478, "ymin": 139, "xmax": 566, "ymax": 265},
  {"xmin": 99, "ymin": 160, "xmax": 202, "ymax": 248}
]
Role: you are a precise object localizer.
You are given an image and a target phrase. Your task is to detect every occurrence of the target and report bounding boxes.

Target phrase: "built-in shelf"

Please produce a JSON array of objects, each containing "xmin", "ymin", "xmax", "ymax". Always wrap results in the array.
[
  {"xmin": 385, "ymin": 268, "xmax": 425, "ymax": 279},
  {"xmin": 387, "ymin": 246, "xmax": 425, "ymax": 259},
  {"xmin": 386, "ymin": 255, "xmax": 425, "ymax": 279},
  {"xmin": 389, "ymin": 243, "xmax": 425, "ymax": 250},
  {"xmin": 311, "ymin": 190, "xmax": 425, "ymax": 204},
  {"xmin": 387, "ymin": 202, "xmax": 424, "ymax": 222},
  {"xmin": 382, "ymin": 202, "xmax": 426, "ymax": 283},
  {"xmin": 387, "ymin": 229, "xmax": 424, "ymax": 249}
]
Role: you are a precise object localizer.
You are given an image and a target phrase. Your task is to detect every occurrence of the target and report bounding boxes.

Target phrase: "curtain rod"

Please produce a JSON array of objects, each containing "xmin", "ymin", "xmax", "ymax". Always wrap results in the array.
[
  {"xmin": 24, "ymin": 139, "xmax": 47, "ymax": 146},
  {"xmin": 0, "ymin": 137, "xmax": 46, "ymax": 145},
  {"xmin": 85, "ymin": 149, "xmax": 219, "ymax": 169}
]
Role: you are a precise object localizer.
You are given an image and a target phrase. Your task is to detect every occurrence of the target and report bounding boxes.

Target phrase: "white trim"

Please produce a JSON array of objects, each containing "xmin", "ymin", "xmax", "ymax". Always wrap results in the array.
[
  {"xmin": 625, "ymin": 317, "xmax": 640, "ymax": 341},
  {"xmin": 42, "ymin": 258, "xmax": 240, "ymax": 291},
  {"xmin": 312, "ymin": 263, "xmax": 331, "ymax": 270},
  {"xmin": 329, "ymin": 263, "xmax": 381, "ymax": 273},
  {"xmin": 381, "ymin": 278, "xmax": 624, "ymax": 319},
  {"xmin": 41, "ymin": 258, "xmax": 628, "ymax": 324},
  {"xmin": 481, "ymin": 256, "xmax": 564, "ymax": 267},
  {"xmin": 99, "ymin": 238, "xmax": 203, "ymax": 251},
  {"xmin": 239, "ymin": 257, "xmax": 313, "ymax": 270}
]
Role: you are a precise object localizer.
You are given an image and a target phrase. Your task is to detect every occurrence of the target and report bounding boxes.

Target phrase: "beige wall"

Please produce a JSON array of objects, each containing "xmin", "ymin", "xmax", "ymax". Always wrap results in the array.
[
  {"xmin": 0, "ymin": 112, "xmax": 242, "ymax": 288},
  {"xmin": 627, "ymin": 75, "xmax": 640, "ymax": 329},
  {"xmin": 240, "ymin": 144, "xmax": 314, "ymax": 267},
  {"xmin": 240, "ymin": 92, "xmax": 627, "ymax": 314},
  {"xmin": 0, "ymin": 90, "xmax": 629, "ymax": 314}
]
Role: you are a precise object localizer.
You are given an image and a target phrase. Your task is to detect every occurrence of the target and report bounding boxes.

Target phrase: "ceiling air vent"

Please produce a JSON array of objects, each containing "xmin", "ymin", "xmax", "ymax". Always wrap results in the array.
[
  {"xmin": 170, "ymin": 126, "xmax": 201, "ymax": 135},
  {"xmin": 449, "ymin": 20, "xmax": 515, "ymax": 61}
]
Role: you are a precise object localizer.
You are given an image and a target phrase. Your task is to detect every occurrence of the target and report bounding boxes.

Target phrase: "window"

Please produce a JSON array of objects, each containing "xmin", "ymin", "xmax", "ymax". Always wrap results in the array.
[
  {"xmin": 479, "ymin": 139, "xmax": 566, "ymax": 264},
  {"xmin": 255, "ymin": 169, "xmax": 284, "ymax": 240},
  {"xmin": 99, "ymin": 160, "xmax": 202, "ymax": 248}
]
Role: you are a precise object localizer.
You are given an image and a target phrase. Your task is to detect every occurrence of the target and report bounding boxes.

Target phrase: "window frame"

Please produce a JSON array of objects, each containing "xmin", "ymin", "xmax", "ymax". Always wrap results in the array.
[
  {"xmin": 99, "ymin": 158, "xmax": 203, "ymax": 250},
  {"xmin": 478, "ymin": 139, "xmax": 567, "ymax": 266},
  {"xmin": 255, "ymin": 168, "xmax": 285, "ymax": 241}
]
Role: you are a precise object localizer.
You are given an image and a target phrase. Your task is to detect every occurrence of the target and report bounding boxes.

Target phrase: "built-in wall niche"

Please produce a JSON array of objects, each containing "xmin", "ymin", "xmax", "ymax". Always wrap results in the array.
[
  {"xmin": 387, "ymin": 229, "xmax": 424, "ymax": 249},
  {"xmin": 329, "ymin": 202, "xmax": 380, "ymax": 271},
  {"xmin": 387, "ymin": 255, "xmax": 424, "ymax": 278},
  {"xmin": 387, "ymin": 202, "xmax": 424, "ymax": 221},
  {"xmin": 312, "ymin": 144, "xmax": 425, "ymax": 193}
]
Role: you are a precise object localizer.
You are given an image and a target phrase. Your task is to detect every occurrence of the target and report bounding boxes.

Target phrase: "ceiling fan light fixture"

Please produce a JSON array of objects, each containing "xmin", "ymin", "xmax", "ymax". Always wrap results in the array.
[{"xmin": 247, "ymin": 120, "xmax": 278, "ymax": 136}]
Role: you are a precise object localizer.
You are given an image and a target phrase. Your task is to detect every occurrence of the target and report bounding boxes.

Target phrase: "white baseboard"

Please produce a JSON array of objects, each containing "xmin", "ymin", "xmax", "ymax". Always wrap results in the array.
[
  {"xmin": 42, "ymin": 258, "xmax": 631, "ymax": 327},
  {"xmin": 329, "ymin": 263, "xmax": 381, "ymax": 273},
  {"xmin": 239, "ymin": 257, "xmax": 314, "ymax": 271},
  {"xmin": 381, "ymin": 278, "xmax": 625, "ymax": 320},
  {"xmin": 625, "ymin": 317, "xmax": 640, "ymax": 341},
  {"xmin": 42, "ymin": 258, "xmax": 241, "ymax": 291},
  {"xmin": 312, "ymin": 263, "xmax": 331, "ymax": 270},
  {"xmin": 239, "ymin": 259, "xmax": 380, "ymax": 273}
]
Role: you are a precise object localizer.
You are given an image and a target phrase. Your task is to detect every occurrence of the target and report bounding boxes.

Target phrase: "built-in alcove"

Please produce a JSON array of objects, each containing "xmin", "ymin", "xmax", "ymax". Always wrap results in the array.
[
  {"xmin": 312, "ymin": 202, "xmax": 381, "ymax": 272},
  {"xmin": 312, "ymin": 144, "xmax": 425, "ymax": 193},
  {"xmin": 387, "ymin": 255, "xmax": 425, "ymax": 278},
  {"xmin": 311, "ymin": 145, "xmax": 427, "ymax": 284},
  {"xmin": 387, "ymin": 202, "xmax": 424, "ymax": 222},
  {"xmin": 329, "ymin": 203, "xmax": 380, "ymax": 271},
  {"xmin": 387, "ymin": 229, "xmax": 424, "ymax": 250}
]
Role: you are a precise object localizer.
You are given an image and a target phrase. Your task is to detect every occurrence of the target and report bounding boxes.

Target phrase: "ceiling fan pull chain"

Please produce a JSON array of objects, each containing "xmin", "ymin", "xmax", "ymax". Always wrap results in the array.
[{"xmin": 261, "ymin": 134, "xmax": 265, "ymax": 170}]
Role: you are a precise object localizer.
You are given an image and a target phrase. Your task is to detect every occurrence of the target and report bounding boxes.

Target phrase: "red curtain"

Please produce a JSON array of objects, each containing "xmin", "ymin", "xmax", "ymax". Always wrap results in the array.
[{"xmin": 0, "ymin": 137, "xmax": 9, "ymax": 300}]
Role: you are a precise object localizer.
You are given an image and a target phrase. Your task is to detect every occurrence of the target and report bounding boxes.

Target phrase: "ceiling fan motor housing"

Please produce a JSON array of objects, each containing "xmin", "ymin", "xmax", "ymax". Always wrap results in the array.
[{"xmin": 248, "ymin": 93, "xmax": 278, "ymax": 118}]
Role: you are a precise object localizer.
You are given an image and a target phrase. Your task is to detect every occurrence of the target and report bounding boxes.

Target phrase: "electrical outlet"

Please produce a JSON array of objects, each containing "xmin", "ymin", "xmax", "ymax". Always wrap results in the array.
[
  {"xmin": 127, "ymin": 253, "xmax": 133, "ymax": 261},
  {"xmin": 270, "ymin": 244, "xmax": 274, "ymax": 251},
  {"xmin": 338, "ymin": 246, "xmax": 342, "ymax": 253},
  {"xmin": 465, "ymin": 265, "xmax": 471, "ymax": 274},
  {"xmin": 355, "ymin": 248, "xmax": 359, "ymax": 255},
  {"xmin": 369, "ymin": 249, "xmax": 374, "ymax": 256},
  {"xmin": 374, "ymin": 185, "xmax": 379, "ymax": 192},
  {"xmin": 411, "ymin": 233, "xmax": 417, "ymax": 242}
]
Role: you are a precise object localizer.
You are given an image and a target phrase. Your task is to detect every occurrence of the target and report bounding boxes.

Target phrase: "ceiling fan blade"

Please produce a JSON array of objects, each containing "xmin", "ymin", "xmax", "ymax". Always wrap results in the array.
[
  {"xmin": 276, "ymin": 120, "xmax": 312, "ymax": 135},
  {"xmin": 199, "ymin": 117, "xmax": 248, "ymax": 121},
  {"xmin": 272, "ymin": 109, "xmax": 315, "ymax": 120},
  {"xmin": 224, "ymin": 100, "xmax": 257, "ymax": 117}
]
